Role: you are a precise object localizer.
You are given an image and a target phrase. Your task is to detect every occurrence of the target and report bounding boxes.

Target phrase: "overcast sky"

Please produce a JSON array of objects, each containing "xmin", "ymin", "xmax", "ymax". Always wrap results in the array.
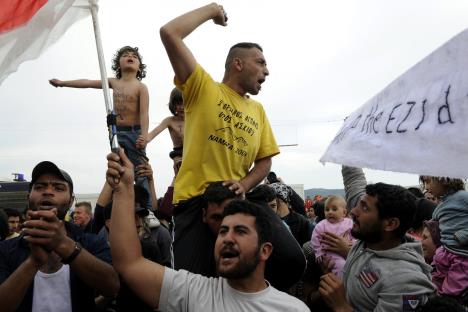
[{"xmin": 1, "ymin": 0, "xmax": 468, "ymax": 195}]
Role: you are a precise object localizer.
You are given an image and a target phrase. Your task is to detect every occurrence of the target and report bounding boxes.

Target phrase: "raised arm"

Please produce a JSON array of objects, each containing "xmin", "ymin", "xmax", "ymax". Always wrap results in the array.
[
  {"xmin": 341, "ymin": 165, "xmax": 367, "ymax": 210},
  {"xmin": 48, "ymin": 78, "xmax": 110, "ymax": 89},
  {"xmin": 160, "ymin": 3, "xmax": 227, "ymax": 83},
  {"xmin": 107, "ymin": 149, "xmax": 165, "ymax": 309},
  {"xmin": 147, "ymin": 118, "xmax": 170, "ymax": 142}
]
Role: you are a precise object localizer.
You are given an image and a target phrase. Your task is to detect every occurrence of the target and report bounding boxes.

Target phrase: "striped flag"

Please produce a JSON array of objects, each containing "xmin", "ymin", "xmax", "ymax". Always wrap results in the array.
[
  {"xmin": 358, "ymin": 268, "xmax": 379, "ymax": 288},
  {"xmin": 0, "ymin": 0, "xmax": 93, "ymax": 86}
]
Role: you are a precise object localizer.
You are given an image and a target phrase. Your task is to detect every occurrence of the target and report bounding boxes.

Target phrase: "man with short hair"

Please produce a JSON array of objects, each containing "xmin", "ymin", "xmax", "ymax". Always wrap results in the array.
[
  {"xmin": 160, "ymin": 3, "xmax": 280, "ymax": 275},
  {"xmin": 0, "ymin": 161, "xmax": 119, "ymax": 312},
  {"xmin": 203, "ymin": 181, "xmax": 239, "ymax": 236},
  {"xmin": 319, "ymin": 182, "xmax": 436, "ymax": 312},
  {"xmin": 4, "ymin": 208, "xmax": 21, "ymax": 240},
  {"xmin": 73, "ymin": 201, "xmax": 93, "ymax": 232},
  {"xmin": 106, "ymin": 149, "xmax": 309, "ymax": 311}
]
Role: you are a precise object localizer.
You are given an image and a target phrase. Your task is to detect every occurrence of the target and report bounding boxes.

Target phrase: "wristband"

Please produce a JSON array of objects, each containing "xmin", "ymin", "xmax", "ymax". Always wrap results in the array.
[{"xmin": 61, "ymin": 242, "xmax": 82, "ymax": 264}]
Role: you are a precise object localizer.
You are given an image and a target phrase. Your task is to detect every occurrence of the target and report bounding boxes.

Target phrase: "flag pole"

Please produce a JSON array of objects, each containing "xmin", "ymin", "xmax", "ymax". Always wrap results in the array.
[{"xmin": 88, "ymin": 0, "xmax": 119, "ymax": 153}]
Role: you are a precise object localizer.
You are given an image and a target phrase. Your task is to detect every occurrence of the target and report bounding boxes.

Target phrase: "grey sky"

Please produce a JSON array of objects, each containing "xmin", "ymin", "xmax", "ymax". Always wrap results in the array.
[{"xmin": 1, "ymin": 0, "xmax": 467, "ymax": 195}]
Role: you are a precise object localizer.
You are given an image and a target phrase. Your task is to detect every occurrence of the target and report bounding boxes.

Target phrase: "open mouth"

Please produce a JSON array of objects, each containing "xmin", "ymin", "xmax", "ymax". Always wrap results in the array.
[
  {"xmin": 220, "ymin": 248, "xmax": 239, "ymax": 261},
  {"xmin": 38, "ymin": 200, "xmax": 56, "ymax": 210}
]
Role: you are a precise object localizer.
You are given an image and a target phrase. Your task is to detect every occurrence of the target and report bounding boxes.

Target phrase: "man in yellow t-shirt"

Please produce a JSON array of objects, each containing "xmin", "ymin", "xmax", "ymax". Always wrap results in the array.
[{"xmin": 160, "ymin": 3, "xmax": 280, "ymax": 276}]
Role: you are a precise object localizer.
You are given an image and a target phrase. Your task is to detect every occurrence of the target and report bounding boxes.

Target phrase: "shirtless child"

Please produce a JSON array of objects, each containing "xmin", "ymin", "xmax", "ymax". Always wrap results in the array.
[
  {"xmin": 49, "ymin": 46, "xmax": 152, "ymax": 208},
  {"xmin": 148, "ymin": 87, "xmax": 184, "ymax": 153}
]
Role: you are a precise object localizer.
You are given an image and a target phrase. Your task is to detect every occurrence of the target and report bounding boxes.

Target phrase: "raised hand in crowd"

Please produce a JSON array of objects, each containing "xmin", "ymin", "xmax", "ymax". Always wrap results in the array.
[{"xmin": 319, "ymin": 273, "xmax": 352, "ymax": 312}]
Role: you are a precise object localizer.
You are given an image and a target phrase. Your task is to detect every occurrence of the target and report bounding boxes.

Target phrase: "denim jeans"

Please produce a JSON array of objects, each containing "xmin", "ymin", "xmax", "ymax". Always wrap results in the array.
[{"xmin": 117, "ymin": 129, "xmax": 152, "ymax": 210}]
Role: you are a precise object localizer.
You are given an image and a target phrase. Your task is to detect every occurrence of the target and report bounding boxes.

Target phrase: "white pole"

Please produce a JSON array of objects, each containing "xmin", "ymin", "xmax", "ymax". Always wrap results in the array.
[{"xmin": 88, "ymin": 0, "xmax": 119, "ymax": 151}]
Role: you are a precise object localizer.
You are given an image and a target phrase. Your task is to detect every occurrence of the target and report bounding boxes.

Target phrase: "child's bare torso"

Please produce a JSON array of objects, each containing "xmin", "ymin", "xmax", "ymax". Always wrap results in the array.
[
  {"xmin": 168, "ymin": 116, "xmax": 184, "ymax": 148},
  {"xmin": 111, "ymin": 78, "xmax": 142, "ymax": 126}
]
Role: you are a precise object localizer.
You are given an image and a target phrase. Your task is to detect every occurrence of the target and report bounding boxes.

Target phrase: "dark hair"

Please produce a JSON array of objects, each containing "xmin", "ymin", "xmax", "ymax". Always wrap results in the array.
[
  {"xmin": 0, "ymin": 210, "xmax": 8, "ymax": 241},
  {"xmin": 246, "ymin": 184, "xmax": 276, "ymax": 204},
  {"xmin": 168, "ymin": 87, "xmax": 183, "ymax": 116},
  {"xmin": 266, "ymin": 172, "xmax": 279, "ymax": 184},
  {"xmin": 223, "ymin": 199, "xmax": 272, "ymax": 245},
  {"xmin": 312, "ymin": 199, "xmax": 326, "ymax": 222},
  {"xmin": 4, "ymin": 208, "xmax": 21, "ymax": 218},
  {"xmin": 419, "ymin": 176, "xmax": 465, "ymax": 196},
  {"xmin": 204, "ymin": 182, "xmax": 238, "ymax": 205},
  {"xmin": 412, "ymin": 198, "xmax": 436, "ymax": 231},
  {"xmin": 365, "ymin": 183, "xmax": 417, "ymax": 238},
  {"xmin": 407, "ymin": 187, "xmax": 424, "ymax": 198},
  {"xmin": 111, "ymin": 46, "xmax": 147, "ymax": 80},
  {"xmin": 225, "ymin": 42, "xmax": 263, "ymax": 70},
  {"xmin": 134, "ymin": 185, "xmax": 149, "ymax": 209}
]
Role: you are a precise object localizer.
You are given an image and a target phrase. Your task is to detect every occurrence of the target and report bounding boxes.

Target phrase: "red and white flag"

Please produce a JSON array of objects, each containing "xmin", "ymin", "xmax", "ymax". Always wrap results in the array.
[{"xmin": 0, "ymin": 0, "xmax": 93, "ymax": 86}]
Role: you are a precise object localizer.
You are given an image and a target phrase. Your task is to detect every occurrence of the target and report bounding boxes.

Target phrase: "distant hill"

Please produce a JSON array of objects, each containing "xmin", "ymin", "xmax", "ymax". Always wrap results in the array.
[{"xmin": 304, "ymin": 188, "xmax": 345, "ymax": 198}]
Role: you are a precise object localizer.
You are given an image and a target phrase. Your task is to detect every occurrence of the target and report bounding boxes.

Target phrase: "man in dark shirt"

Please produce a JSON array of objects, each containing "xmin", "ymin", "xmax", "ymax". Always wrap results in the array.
[{"xmin": 0, "ymin": 161, "xmax": 119, "ymax": 312}]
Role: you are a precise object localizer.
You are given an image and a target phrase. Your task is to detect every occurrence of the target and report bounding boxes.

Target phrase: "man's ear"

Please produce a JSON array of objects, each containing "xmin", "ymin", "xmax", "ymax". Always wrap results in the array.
[
  {"xmin": 260, "ymin": 242, "xmax": 273, "ymax": 261},
  {"xmin": 233, "ymin": 58, "xmax": 243, "ymax": 71},
  {"xmin": 383, "ymin": 217, "xmax": 400, "ymax": 233}
]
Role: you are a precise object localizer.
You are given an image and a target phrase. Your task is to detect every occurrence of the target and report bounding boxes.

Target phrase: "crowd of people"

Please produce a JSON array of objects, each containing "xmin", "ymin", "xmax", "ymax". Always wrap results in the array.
[{"xmin": 1, "ymin": 2, "xmax": 468, "ymax": 312}]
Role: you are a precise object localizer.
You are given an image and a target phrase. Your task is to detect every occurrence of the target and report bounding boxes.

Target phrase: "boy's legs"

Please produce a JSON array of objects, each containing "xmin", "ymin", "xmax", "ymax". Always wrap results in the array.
[{"xmin": 117, "ymin": 129, "xmax": 152, "ymax": 210}]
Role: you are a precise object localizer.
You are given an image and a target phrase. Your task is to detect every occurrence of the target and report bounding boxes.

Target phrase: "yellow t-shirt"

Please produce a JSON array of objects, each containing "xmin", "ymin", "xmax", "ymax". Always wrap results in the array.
[{"xmin": 174, "ymin": 64, "xmax": 279, "ymax": 204}]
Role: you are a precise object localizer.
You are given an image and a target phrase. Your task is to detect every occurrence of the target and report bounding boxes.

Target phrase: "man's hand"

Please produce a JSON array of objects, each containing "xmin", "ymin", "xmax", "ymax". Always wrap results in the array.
[
  {"xmin": 319, "ymin": 273, "xmax": 352, "ymax": 312},
  {"xmin": 212, "ymin": 4, "xmax": 228, "ymax": 26},
  {"xmin": 106, "ymin": 148, "xmax": 134, "ymax": 190},
  {"xmin": 136, "ymin": 135, "xmax": 148, "ymax": 149},
  {"xmin": 49, "ymin": 79, "xmax": 63, "ymax": 87},
  {"xmin": 318, "ymin": 255, "xmax": 336, "ymax": 275},
  {"xmin": 321, "ymin": 231, "xmax": 352, "ymax": 259},
  {"xmin": 136, "ymin": 161, "xmax": 153, "ymax": 181},
  {"xmin": 223, "ymin": 180, "xmax": 246, "ymax": 196},
  {"xmin": 22, "ymin": 210, "xmax": 68, "ymax": 253}
]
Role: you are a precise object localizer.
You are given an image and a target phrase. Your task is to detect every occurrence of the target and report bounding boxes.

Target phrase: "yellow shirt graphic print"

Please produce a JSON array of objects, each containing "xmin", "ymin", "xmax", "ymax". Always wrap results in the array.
[{"xmin": 174, "ymin": 64, "xmax": 279, "ymax": 204}]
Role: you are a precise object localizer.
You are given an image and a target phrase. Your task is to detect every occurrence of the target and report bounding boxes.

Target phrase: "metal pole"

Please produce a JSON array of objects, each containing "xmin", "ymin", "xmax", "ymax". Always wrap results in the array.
[{"xmin": 88, "ymin": 0, "xmax": 119, "ymax": 152}]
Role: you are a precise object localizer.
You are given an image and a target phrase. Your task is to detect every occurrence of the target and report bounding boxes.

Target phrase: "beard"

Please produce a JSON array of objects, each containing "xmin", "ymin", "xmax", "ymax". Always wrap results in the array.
[
  {"xmin": 351, "ymin": 221, "xmax": 383, "ymax": 244},
  {"xmin": 30, "ymin": 201, "xmax": 70, "ymax": 221},
  {"xmin": 216, "ymin": 246, "xmax": 261, "ymax": 279}
]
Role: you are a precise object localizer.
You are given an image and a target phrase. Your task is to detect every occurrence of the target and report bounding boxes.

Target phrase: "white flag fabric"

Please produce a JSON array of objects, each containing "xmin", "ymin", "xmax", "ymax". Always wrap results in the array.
[
  {"xmin": 0, "ymin": 0, "xmax": 93, "ymax": 86},
  {"xmin": 320, "ymin": 28, "xmax": 468, "ymax": 179}
]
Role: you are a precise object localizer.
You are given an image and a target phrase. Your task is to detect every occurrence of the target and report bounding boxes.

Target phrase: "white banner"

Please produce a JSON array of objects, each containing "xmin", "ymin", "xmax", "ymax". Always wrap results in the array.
[
  {"xmin": 0, "ymin": 0, "xmax": 92, "ymax": 86},
  {"xmin": 320, "ymin": 28, "xmax": 468, "ymax": 179}
]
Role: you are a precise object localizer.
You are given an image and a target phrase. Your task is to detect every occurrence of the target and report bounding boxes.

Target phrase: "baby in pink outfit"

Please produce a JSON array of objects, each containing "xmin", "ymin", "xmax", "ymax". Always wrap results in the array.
[{"xmin": 311, "ymin": 195, "xmax": 354, "ymax": 278}]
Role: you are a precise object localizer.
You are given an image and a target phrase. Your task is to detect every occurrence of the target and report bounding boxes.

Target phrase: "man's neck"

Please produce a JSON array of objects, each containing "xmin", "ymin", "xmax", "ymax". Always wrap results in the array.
[
  {"xmin": 365, "ymin": 237, "xmax": 402, "ymax": 251},
  {"xmin": 222, "ymin": 76, "xmax": 246, "ymax": 97},
  {"xmin": 226, "ymin": 271, "xmax": 268, "ymax": 293}
]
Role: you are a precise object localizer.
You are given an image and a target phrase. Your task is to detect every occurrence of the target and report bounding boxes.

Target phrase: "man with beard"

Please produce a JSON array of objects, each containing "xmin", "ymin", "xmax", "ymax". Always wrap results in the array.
[
  {"xmin": 319, "ymin": 181, "xmax": 435, "ymax": 312},
  {"xmin": 0, "ymin": 161, "xmax": 119, "ymax": 312},
  {"xmin": 106, "ymin": 150, "xmax": 309, "ymax": 311}
]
